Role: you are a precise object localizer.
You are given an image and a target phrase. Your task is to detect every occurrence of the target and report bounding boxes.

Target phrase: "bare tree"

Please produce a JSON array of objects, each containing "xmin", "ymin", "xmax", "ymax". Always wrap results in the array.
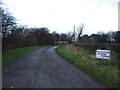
[
  {"xmin": 106, "ymin": 31, "xmax": 115, "ymax": 43},
  {"xmin": 77, "ymin": 24, "xmax": 84, "ymax": 41},
  {"xmin": 2, "ymin": 8, "xmax": 16, "ymax": 38}
]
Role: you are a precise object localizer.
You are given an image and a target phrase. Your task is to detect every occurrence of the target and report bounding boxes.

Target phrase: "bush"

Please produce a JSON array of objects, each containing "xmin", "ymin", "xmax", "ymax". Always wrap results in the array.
[{"xmin": 74, "ymin": 43, "xmax": 120, "ymax": 53}]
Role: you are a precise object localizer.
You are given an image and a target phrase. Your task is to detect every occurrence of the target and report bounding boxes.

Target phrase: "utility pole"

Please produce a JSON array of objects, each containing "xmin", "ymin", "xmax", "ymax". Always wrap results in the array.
[
  {"xmin": 118, "ymin": 1, "xmax": 120, "ymax": 31},
  {"xmin": 73, "ymin": 25, "xmax": 75, "ymax": 42}
]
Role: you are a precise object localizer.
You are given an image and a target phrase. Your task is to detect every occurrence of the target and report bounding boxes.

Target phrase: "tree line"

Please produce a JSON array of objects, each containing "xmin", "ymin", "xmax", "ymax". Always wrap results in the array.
[
  {"xmin": 1, "ymin": 8, "xmax": 120, "ymax": 52},
  {"xmin": 79, "ymin": 31, "xmax": 120, "ymax": 43},
  {"xmin": 2, "ymin": 8, "xmax": 71, "ymax": 52}
]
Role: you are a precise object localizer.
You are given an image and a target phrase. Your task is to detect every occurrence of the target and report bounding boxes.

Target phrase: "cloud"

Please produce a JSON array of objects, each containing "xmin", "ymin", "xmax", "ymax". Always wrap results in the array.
[{"xmin": 3, "ymin": 0, "xmax": 118, "ymax": 34}]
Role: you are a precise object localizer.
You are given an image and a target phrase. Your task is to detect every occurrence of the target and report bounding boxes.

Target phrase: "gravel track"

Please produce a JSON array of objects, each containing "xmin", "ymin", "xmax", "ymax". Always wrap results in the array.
[{"xmin": 2, "ymin": 46, "xmax": 105, "ymax": 88}]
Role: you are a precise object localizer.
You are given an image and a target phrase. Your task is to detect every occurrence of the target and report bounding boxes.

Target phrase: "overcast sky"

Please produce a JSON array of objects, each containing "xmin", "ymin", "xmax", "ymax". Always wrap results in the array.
[{"xmin": 3, "ymin": 0, "xmax": 119, "ymax": 35}]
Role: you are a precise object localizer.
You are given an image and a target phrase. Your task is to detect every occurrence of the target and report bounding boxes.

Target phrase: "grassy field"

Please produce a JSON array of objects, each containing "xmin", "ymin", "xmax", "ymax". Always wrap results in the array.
[
  {"xmin": 56, "ymin": 44, "xmax": 119, "ymax": 88},
  {"xmin": 2, "ymin": 46, "xmax": 43, "ymax": 66}
]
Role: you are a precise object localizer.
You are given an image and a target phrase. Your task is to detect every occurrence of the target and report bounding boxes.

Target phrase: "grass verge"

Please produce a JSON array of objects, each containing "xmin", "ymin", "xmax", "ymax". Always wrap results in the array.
[
  {"xmin": 3, "ymin": 46, "xmax": 43, "ymax": 66},
  {"xmin": 56, "ymin": 44, "xmax": 119, "ymax": 88}
]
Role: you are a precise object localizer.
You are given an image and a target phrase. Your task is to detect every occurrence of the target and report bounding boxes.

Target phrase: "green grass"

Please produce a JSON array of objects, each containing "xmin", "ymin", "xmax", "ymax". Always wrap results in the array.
[
  {"xmin": 56, "ymin": 44, "xmax": 119, "ymax": 88},
  {"xmin": 2, "ymin": 46, "xmax": 43, "ymax": 66}
]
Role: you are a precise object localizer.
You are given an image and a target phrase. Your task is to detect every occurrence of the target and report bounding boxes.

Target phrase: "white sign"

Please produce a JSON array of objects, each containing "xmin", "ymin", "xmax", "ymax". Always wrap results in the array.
[{"xmin": 96, "ymin": 49, "xmax": 110, "ymax": 59}]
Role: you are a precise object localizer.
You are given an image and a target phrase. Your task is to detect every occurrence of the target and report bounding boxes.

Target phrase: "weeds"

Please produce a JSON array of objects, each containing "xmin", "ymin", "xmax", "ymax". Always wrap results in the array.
[
  {"xmin": 56, "ymin": 44, "xmax": 119, "ymax": 88},
  {"xmin": 2, "ymin": 46, "xmax": 43, "ymax": 66}
]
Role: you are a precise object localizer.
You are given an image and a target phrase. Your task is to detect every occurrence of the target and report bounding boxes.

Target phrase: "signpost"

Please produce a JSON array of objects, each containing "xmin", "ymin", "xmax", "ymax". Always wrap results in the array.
[
  {"xmin": 96, "ymin": 49, "xmax": 110, "ymax": 59},
  {"xmin": 96, "ymin": 49, "xmax": 110, "ymax": 65}
]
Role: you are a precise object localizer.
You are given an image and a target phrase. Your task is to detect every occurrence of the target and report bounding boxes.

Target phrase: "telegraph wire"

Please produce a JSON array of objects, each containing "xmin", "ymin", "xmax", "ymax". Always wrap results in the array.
[{"xmin": 83, "ymin": 0, "xmax": 103, "ymax": 22}]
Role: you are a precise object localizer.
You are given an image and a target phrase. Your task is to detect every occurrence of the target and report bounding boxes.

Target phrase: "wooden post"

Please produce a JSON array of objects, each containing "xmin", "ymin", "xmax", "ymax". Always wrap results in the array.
[
  {"xmin": 74, "ymin": 25, "xmax": 75, "ymax": 42},
  {"xmin": 118, "ymin": 1, "xmax": 120, "ymax": 31}
]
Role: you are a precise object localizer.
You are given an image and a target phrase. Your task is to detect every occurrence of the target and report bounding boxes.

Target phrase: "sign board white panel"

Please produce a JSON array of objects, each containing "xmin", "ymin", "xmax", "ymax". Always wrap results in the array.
[{"xmin": 96, "ymin": 49, "xmax": 110, "ymax": 59}]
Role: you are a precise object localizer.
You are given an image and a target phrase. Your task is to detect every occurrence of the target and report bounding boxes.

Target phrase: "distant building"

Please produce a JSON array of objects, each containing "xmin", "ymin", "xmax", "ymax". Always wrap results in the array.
[{"xmin": 55, "ymin": 41, "xmax": 68, "ymax": 45}]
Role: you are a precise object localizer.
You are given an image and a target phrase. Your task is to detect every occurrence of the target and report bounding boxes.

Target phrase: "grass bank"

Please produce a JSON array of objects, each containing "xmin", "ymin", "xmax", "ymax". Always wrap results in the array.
[
  {"xmin": 3, "ymin": 46, "xmax": 43, "ymax": 66},
  {"xmin": 56, "ymin": 44, "xmax": 119, "ymax": 88}
]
